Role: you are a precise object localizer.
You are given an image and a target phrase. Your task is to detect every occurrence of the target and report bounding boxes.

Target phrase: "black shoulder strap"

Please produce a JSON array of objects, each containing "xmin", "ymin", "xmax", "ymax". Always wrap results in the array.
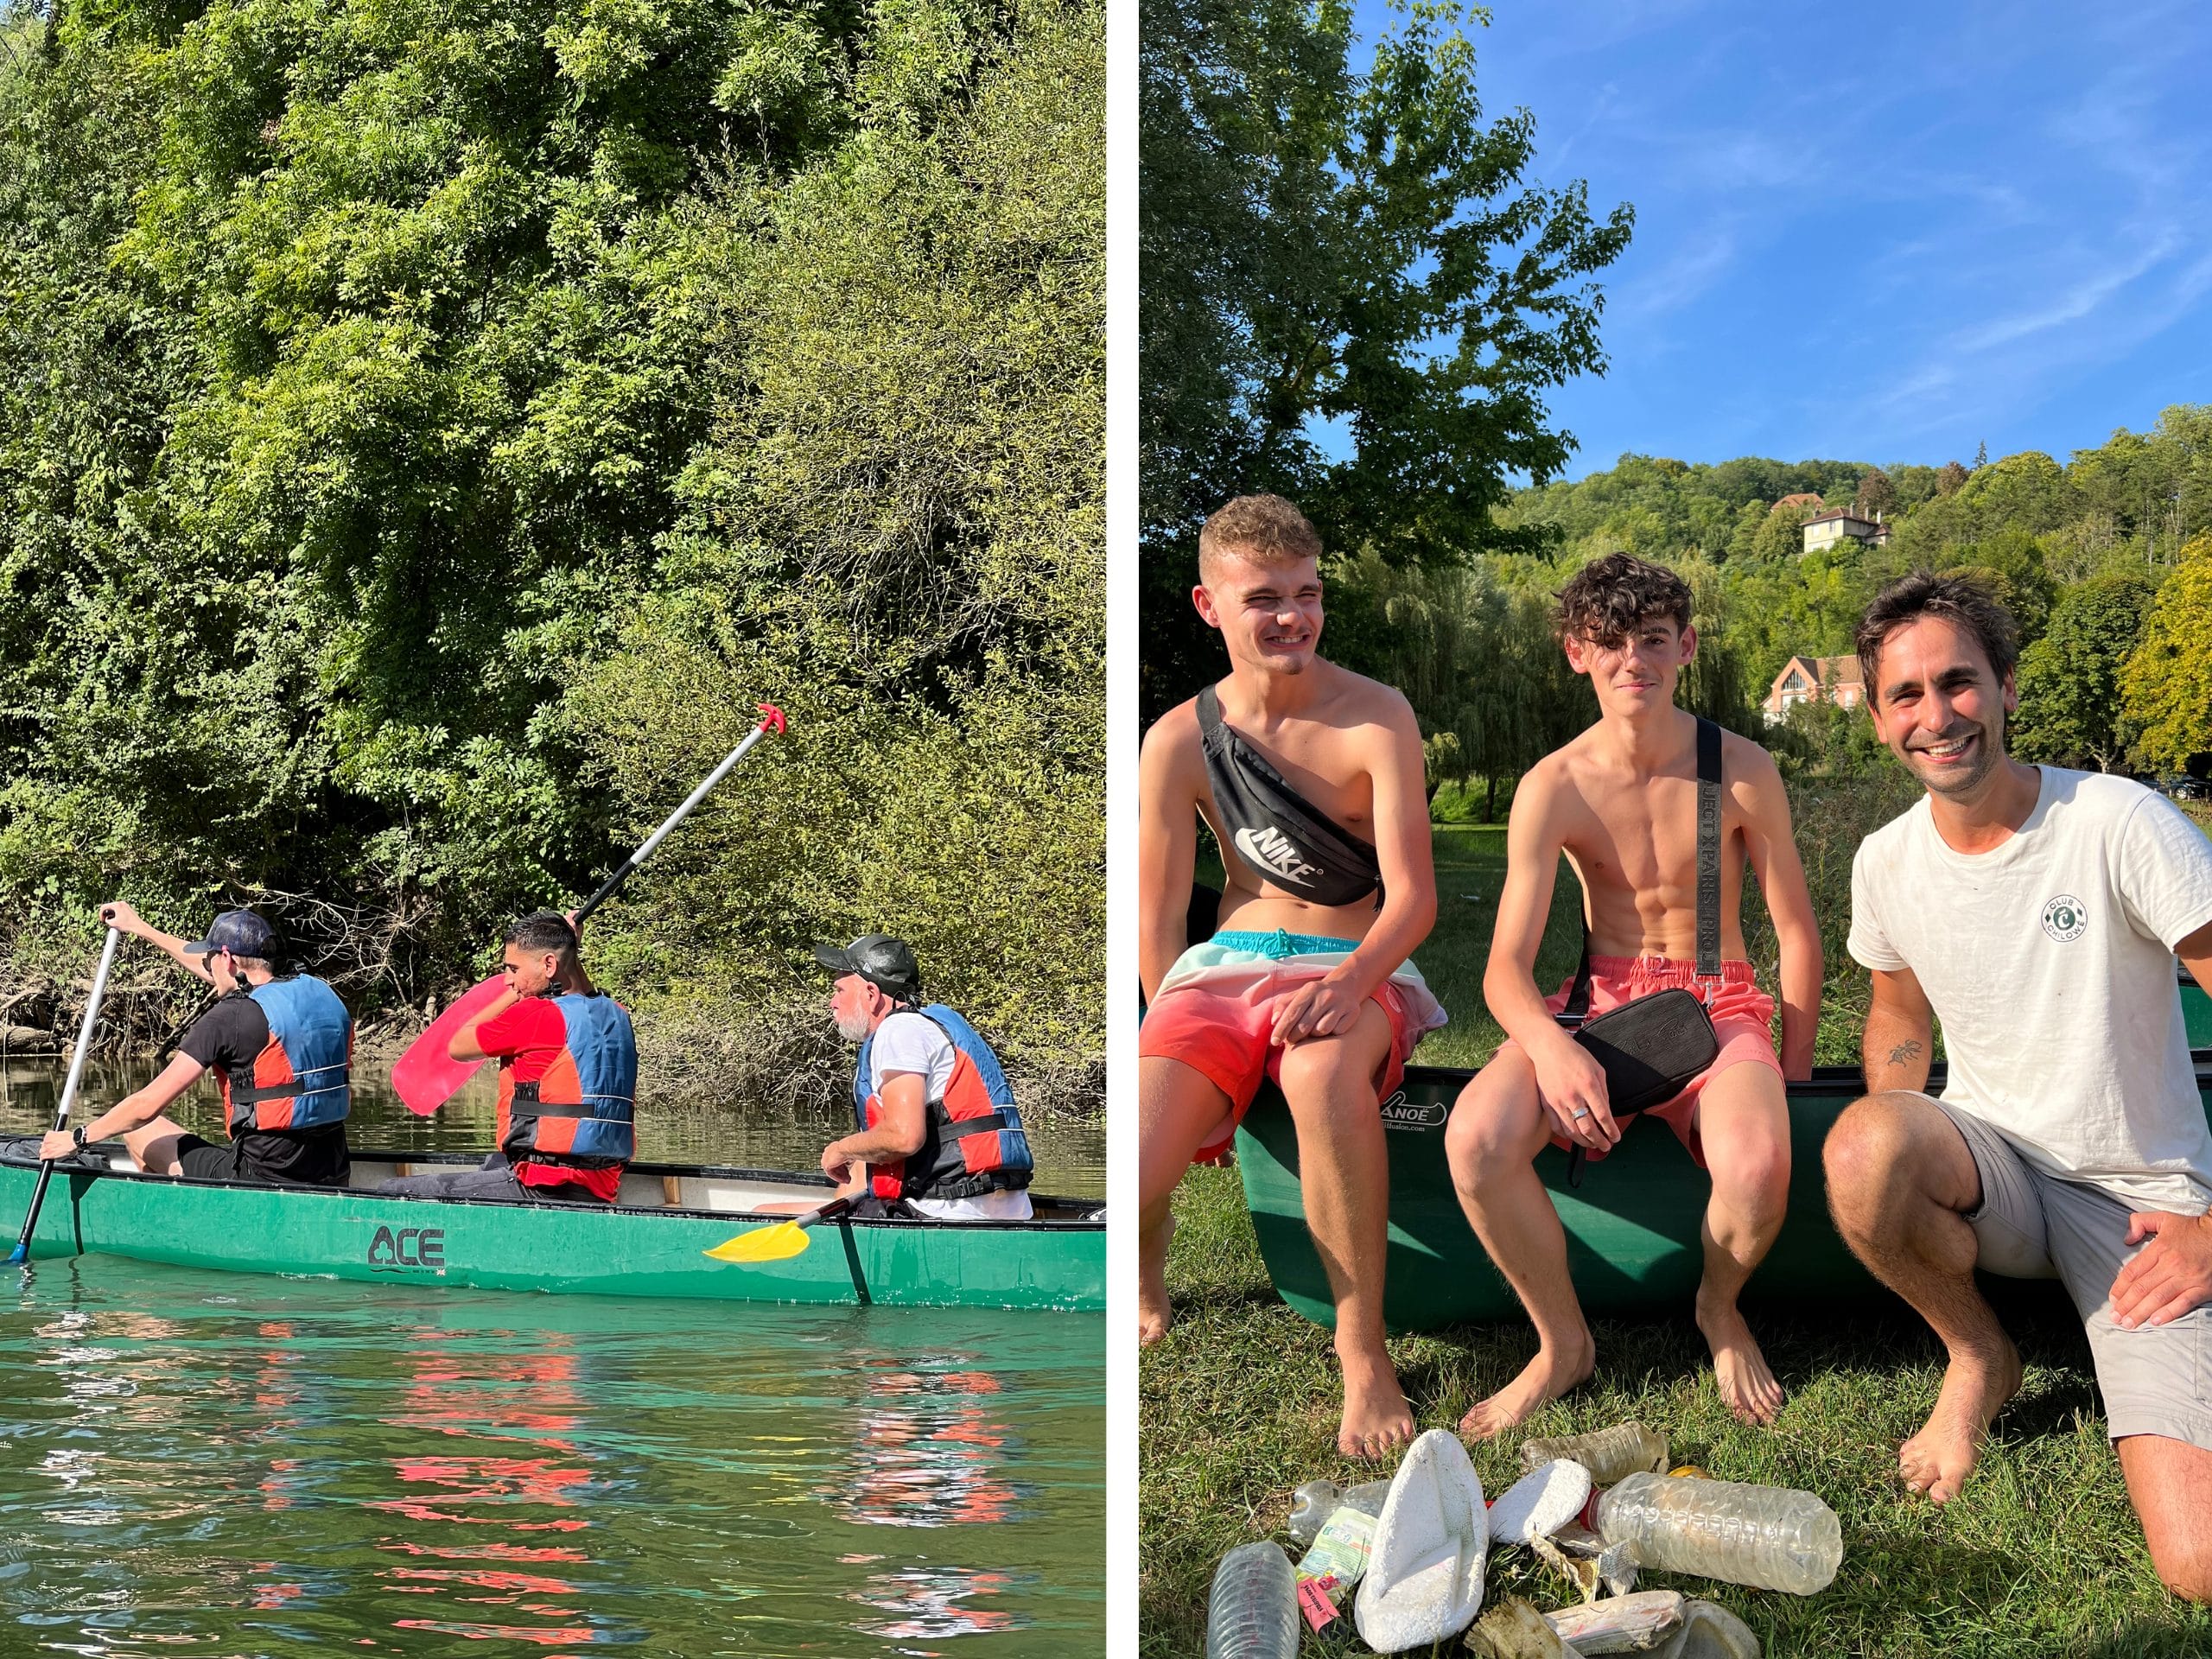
[
  {"xmin": 1696, "ymin": 716, "xmax": 1722, "ymax": 980},
  {"xmin": 1559, "ymin": 717, "xmax": 1725, "ymax": 1025}
]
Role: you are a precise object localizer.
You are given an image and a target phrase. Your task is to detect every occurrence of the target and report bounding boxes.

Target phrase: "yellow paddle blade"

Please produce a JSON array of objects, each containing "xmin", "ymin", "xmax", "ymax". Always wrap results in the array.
[{"xmin": 703, "ymin": 1219, "xmax": 816, "ymax": 1264}]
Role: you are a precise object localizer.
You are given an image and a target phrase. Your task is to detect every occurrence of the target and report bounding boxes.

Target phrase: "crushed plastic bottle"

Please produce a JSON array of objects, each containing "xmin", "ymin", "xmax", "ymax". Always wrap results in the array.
[
  {"xmin": 1205, "ymin": 1541, "xmax": 1299, "ymax": 1659},
  {"xmin": 1593, "ymin": 1472, "xmax": 1841, "ymax": 1596},
  {"xmin": 1287, "ymin": 1481, "xmax": 1341, "ymax": 1548},
  {"xmin": 1518, "ymin": 1421, "xmax": 1669, "ymax": 1484}
]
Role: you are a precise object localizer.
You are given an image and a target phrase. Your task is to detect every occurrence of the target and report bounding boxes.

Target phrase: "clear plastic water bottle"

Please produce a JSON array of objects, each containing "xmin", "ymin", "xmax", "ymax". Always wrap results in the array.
[
  {"xmin": 1518, "ymin": 1421, "xmax": 1669, "ymax": 1484},
  {"xmin": 1593, "ymin": 1471, "xmax": 1841, "ymax": 1595},
  {"xmin": 1205, "ymin": 1541, "xmax": 1299, "ymax": 1659},
  {"xmin": 1338, "ymin": 1478, "xmax": 1391, "ymax": 1516},
  {"xmin": 1287, "ymin": 1480, "xmax": 1340, "ymax": 1547}
]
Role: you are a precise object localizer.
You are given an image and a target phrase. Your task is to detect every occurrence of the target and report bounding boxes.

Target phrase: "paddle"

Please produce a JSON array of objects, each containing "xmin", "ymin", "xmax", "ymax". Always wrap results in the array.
[
  {"xmin": 10, "ymin": 926, "xmax": 123, "ymax": 1267},
  {"xmin": 391, "ymin": 703, "xmax": 789, "ymax": 1116},
  {"xmin": 702, "ymin": 1196, "xmax": 855, "ymax": 1264}
]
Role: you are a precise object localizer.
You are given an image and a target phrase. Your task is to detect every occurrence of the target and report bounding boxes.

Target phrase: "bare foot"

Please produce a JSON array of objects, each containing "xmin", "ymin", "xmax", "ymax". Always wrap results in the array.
[
  {"xmin": 1458, "ymin": 1331, "xmax": 1594, "ymax": 1440},
  {"xmin": 1899, "ymin": 1340, "xmax": 2022, "ymax": 1504},
  {"xmin": 1138, "ymin": 1213, "xmax": 1174, "ymax": 1346},
  {"xmin": 1338, "ymin": 1344, "xmax": 1416, "ymax": 1460},
  {"xmin": 1696, "ymin": 1291, "xmax": 1785, "ymax": 1427}
]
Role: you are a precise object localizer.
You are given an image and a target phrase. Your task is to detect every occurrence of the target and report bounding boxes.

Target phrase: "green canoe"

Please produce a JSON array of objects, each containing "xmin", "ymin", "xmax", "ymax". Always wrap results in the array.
[
  {"xmin": 0, "ymin": 1145, "xmax": 1103, "ymax": 1313},
  {"xmin": 1239, "ymin": 981, "xmax": 2212, "ymax": 1334}
]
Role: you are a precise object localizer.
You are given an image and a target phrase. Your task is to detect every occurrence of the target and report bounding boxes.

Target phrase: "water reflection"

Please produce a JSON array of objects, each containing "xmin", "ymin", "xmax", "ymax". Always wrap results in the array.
[
  {"xmin": 828, "ymin": 1359, "xmax": 1027, "ymax": 1531},
  {"xmin": 0, "ymin": 1258, "xmax": 1103, "ymax": 1653}
]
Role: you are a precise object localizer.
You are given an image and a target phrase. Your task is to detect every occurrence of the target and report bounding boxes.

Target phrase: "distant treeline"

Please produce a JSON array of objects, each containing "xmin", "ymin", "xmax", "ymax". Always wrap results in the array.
[{"xmin": 0, "ymin": 0, "xmax": 1103, "ymax": 1088}]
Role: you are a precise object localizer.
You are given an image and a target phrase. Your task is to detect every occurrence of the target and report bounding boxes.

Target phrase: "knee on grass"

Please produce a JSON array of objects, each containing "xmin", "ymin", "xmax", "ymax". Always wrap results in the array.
[{"xmin": 2147, "ymin": 1533, "xmax": 2212, "ymax": 1604}]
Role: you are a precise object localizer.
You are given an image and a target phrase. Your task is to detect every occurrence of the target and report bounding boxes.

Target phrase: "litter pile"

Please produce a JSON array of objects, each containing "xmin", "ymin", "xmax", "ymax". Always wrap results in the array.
[{"xmin": 1205, "ymin": 1421, "xmax": 1840, "ymax": 1656}]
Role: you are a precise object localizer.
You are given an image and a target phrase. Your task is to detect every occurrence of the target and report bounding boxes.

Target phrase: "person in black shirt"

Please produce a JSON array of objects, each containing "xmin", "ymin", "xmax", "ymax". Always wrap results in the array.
[{"xmin": 40, "ymin": 904, "xmax": 353, "ymax": 1187}]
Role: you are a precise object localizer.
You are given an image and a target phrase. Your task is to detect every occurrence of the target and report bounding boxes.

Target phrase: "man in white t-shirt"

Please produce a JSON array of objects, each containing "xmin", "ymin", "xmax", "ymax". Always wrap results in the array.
[
  {"xmin": 1824, "ymin": 571, "xmax": 2212, "ymax": 1599},
  {"xmin": 815, "ymin": 935, "xmax": 1035, "ymax": 1222}
]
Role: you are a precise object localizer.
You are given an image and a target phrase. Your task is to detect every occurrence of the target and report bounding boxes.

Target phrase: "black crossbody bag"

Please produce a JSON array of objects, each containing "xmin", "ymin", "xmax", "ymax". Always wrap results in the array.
[{"xmin": 1557, "ymin": 718, "xmax": 1725, "ymax": 1185}]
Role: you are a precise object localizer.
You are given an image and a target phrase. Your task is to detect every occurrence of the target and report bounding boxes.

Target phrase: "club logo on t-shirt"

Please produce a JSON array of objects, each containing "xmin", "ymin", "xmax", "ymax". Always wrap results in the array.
[{"xmin": 2041, "ymin": 894, "xmax": 2088, "ymax": 942}]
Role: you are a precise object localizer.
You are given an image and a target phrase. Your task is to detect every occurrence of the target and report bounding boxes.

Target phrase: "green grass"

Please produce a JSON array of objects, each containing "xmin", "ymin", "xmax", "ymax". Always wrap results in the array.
[
  {"xmin": 1140, "ymin": 1171, "xmax": 2212, "ymax": 1657},
  {"xmin": 1142, "ymin": 810, "xmax": 2212, "ymax": 1657}
]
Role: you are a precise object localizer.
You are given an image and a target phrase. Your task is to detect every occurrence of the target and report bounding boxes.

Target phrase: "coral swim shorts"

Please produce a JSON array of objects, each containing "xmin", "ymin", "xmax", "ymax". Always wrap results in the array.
[
  {"xmin": 1139, "ymin": 931, "xmax": 1443, "ymax": 1163},
  {"xmin": 1493, "ymin": 955, "xmax": 1783, "ymax": 1170}
]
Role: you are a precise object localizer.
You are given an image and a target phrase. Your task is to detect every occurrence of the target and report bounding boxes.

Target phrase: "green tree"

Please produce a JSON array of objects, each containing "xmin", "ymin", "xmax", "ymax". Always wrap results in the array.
[
  {"xmin": 2012, "ymin": 572, "xmax": 2158, "ymax": 771},
  {"xmin": 2122, "ymin": 534, "xmax": 2212, "ymax": 774},
  {"xmin": 1138, "ymin": 0, "xmax": 1633, "ymax": 721}
]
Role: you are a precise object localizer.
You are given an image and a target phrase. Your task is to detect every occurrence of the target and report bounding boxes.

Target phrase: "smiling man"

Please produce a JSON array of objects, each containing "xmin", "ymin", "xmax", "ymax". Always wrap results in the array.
[
  {"xmin": 1446, "ymin": 553, "xmax": 1821, "ymax": 1435},
  {"xmin": 1137, "ymin": 493, "xmax": 1443, "ymax": 1459},
  {"xmin": 1824, "ymin": 572, "xmax": 2212, "ymax": 1598}
]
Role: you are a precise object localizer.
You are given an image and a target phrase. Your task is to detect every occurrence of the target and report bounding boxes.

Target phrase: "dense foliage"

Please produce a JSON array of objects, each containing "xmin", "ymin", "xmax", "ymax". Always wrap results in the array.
[
  {"xmin": 0, "ymin": 0, "xmax": 1103, "ymax": 1082},
  {"xmin": 1277, "ymin": 407, "xmax": 2212, "ymax": 814},
  {"xmin": 1137, "ymin": 0, "xmax": 1632, "ymax": 722}
]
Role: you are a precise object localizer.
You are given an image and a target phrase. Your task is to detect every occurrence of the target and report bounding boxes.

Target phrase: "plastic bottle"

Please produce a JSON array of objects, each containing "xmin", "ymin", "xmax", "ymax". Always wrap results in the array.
[
  {"xmin": 1287, "ymin": 1481, "xmax": 1340, "ymax": 1547},
  {"xmin": 1517, "ymin": 1421, "xmax": 1669, "ymax": 1484},
  {"xmin": 1205, "ymin": 1541, "xmax": 1300, "ymax": 1659},
  {"xmin": 1338, "ymin": 1478, "xmax": 1391, "ymax": 1516},
  {"xmin": 1593, "ymin": 1471, "xmax": 1841, "ymax": 1596}
]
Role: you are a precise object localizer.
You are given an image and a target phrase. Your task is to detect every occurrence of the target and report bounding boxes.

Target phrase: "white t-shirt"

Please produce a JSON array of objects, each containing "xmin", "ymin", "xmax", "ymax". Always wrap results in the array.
[
  {"xmin": 1848, "ymin": 767, "xmax": 2212, "ymax": 1211},
  {"xmin": 868, "ymin": 1012, "xmax": 1033, "ymax": 1222}
]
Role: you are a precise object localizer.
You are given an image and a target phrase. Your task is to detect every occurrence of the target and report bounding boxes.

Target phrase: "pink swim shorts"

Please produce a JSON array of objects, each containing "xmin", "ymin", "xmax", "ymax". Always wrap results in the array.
[
  {"xmin": 1141, "ymin": 970, "xmax": 1424, "ymax": 1164},
  {"xmin": 1493, "ymin": 955, "xmax": 1783, "ymax": 1171}
]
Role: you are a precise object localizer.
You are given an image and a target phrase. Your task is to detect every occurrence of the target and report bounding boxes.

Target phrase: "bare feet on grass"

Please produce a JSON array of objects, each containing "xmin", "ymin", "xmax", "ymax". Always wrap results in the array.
[
  {"xmin": 1338, "ymin": 1345, "xmax": 1416, "ymax": 1459},
  {"xmin": 1137, "ymin": 1214, "xmax": 1174, "ymax": 1346},
  {"xmin": 1458, "ymin": 1330, "xmax": 1594, "ymax": 1440},
  {"xmin": 1900, "ymin": 1339, "xmax": 2023, "ymax": 1504},
  {"xmin": 1697, "ymin": 1291, "xmax": 1786, "ymax": 1426}
]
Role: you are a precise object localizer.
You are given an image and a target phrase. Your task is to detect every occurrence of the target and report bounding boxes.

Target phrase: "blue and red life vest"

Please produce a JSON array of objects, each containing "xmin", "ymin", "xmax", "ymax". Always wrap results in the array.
[
  {"xmin": 852, "ymin": 1005, "xmax": 1033, "ymax": 1202},
  {"xmin": 223, "ymin": 976, "xmax": 353, "ymax": 1135},
  {"xmin": 501, "ymin": 992, "xmax": 638, "ymax": 1172}
]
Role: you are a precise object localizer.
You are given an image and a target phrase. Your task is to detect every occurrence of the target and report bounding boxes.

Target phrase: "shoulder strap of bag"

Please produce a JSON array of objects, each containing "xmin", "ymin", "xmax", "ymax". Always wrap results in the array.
[
  {"xmin": 1696, "ymin": 716, "xmax": 1722, "ymax": 980},
  {"xmin": 1559, "ymin": 717, "xmax": 1724, "ymax": 1024}
]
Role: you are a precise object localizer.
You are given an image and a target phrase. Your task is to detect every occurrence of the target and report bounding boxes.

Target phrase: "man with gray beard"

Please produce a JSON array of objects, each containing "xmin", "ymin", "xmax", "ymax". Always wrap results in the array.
[{"xmin": 816, "ymin": 934, "xmax": 1035, "ymax": 1220}]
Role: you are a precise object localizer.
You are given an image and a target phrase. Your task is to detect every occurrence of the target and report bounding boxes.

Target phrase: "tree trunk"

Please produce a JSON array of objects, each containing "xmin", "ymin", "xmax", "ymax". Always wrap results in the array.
[{"xmin": 1484, "ymin": 773, "xmax": 1498, "ymax": 823}]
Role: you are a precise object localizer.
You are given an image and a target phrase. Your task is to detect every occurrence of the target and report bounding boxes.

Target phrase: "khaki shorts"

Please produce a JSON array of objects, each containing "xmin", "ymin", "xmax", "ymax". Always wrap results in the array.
[{"xmin": 1932, "ymin": 1096, "xmax": 2212, "ymax": 1452}]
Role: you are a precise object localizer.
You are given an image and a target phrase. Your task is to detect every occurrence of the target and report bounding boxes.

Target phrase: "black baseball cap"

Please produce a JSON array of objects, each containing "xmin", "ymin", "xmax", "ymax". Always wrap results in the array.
[
  {"xmin": 812, "ymin": 934, "xmax": 920, "ymax": 1000},
  {"xmin": 182, "ymin": 909, "xmax": 278, "ymax": 959}
]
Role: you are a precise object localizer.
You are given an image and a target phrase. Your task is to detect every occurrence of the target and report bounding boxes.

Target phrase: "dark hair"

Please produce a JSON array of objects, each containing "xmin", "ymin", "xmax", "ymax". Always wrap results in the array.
[
  {"xmin": 505, "ymin": 910, "xmax": 580, "ymax": 961},
  {"xmin": 1854, "ymin": 570, "xmax": 2019, "ymax": 696},
  {"xmin": 1555, "ymin": 552, "xmax": 1694, "ymax": 645},
  {"xmin": 1198, "ymin": 493, "xmax": 1324, "ymax": 582}
]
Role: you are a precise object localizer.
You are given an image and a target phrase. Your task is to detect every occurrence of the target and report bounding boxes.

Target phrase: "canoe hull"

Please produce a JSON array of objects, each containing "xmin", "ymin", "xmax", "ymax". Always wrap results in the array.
[
  {"xmin": 1238, "ymin": 1052, "xmax": 2212, "ymax": 1334},
  {"xmin": 0, "ymin": 1154, "xmax": 1103, "ymax": 1313}
]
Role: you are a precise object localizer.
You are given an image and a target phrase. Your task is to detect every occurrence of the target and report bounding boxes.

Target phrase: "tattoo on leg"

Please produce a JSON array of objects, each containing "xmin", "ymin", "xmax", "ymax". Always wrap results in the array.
[{"xmin": 1889, "ymin": 1040, "xmax": 1924, "ymax": 1066}]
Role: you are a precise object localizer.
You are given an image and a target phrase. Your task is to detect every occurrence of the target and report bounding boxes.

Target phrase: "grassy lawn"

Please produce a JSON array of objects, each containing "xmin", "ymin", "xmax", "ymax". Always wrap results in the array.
[
  {"xmin": 1140, "ymin": 1171, "xmax": 2209, "ymax": 1658},
  {"xmin": 1141, "ymin": 811, "xmax": 2212, "ymax": 1657}
]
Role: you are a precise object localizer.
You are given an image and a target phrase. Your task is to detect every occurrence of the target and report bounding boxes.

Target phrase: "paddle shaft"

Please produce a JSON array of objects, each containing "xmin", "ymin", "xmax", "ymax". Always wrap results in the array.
[
  {"xmin": 9, "ymin": 927, "xmax": 123, "ymax": 1266},
  {"xmin": 570, "ymin": 704, "xmax": 786, "ymax": 927}
]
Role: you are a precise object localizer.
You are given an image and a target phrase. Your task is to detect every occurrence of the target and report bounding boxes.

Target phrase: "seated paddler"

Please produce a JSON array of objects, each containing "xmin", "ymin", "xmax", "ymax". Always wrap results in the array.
[
  {"xmin": 815, "ymin": 934, "xmax": 1035, "ymax": 1222},
  {"xmin": 1136, "ymin": 493, "xmax": 1445, "ymax": 1459},
  {"xmin": 41, "ymin": 903, "xmax": 353, "ymax": 1186},
  {"xmin": 379, "ymin": 911, "xmax": 637, "ymax": 1205}
]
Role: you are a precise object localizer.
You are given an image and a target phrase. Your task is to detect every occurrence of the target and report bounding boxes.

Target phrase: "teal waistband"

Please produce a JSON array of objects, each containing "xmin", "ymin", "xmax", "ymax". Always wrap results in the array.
[{"xmin": 1210, "ymin": 929, "xmax": 1362, "ymax": 959}]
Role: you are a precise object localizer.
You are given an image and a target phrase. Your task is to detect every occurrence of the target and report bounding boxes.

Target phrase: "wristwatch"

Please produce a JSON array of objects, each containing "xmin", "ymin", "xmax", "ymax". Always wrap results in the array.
[{"xmin": 70, "ymin": 1126, "xmax": 87, "ymax": 1151}]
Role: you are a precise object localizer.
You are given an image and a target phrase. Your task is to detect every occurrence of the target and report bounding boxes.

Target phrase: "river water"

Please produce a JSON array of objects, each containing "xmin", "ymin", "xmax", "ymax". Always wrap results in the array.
[{"xmin": 0, "ymin": 1059, "xmax": 1106, "ymax": 1655}]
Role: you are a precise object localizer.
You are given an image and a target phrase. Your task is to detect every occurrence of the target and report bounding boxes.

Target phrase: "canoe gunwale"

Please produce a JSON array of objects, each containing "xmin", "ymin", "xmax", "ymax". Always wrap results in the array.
[{"xmin": 0, "ymin": 1143, "xmax": 1105, "ymax": 1233}]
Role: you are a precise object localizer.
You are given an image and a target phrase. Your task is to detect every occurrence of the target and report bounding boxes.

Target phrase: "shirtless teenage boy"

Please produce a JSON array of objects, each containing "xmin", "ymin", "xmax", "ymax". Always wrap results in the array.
[
  {"xmin": 1446, "ymin": 554, "xmax": 1822, "ymax": 1434},
  {"xmin": 1138, "ymin": 493, "xmax": 1444, "ymax": 1458}
]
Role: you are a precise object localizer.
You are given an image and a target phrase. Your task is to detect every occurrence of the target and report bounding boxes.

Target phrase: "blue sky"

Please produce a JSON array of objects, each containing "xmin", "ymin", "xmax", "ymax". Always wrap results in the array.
[{"xmin": 1335, "ymin": 0, "xmax": 2212, "ymax": 478}]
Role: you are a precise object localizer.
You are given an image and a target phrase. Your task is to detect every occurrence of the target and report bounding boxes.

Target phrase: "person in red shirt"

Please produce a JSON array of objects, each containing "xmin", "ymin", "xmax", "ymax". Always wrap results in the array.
[{"xmin": 379, "ymin": 912, "xmax": 638, "ymax": 1204}]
